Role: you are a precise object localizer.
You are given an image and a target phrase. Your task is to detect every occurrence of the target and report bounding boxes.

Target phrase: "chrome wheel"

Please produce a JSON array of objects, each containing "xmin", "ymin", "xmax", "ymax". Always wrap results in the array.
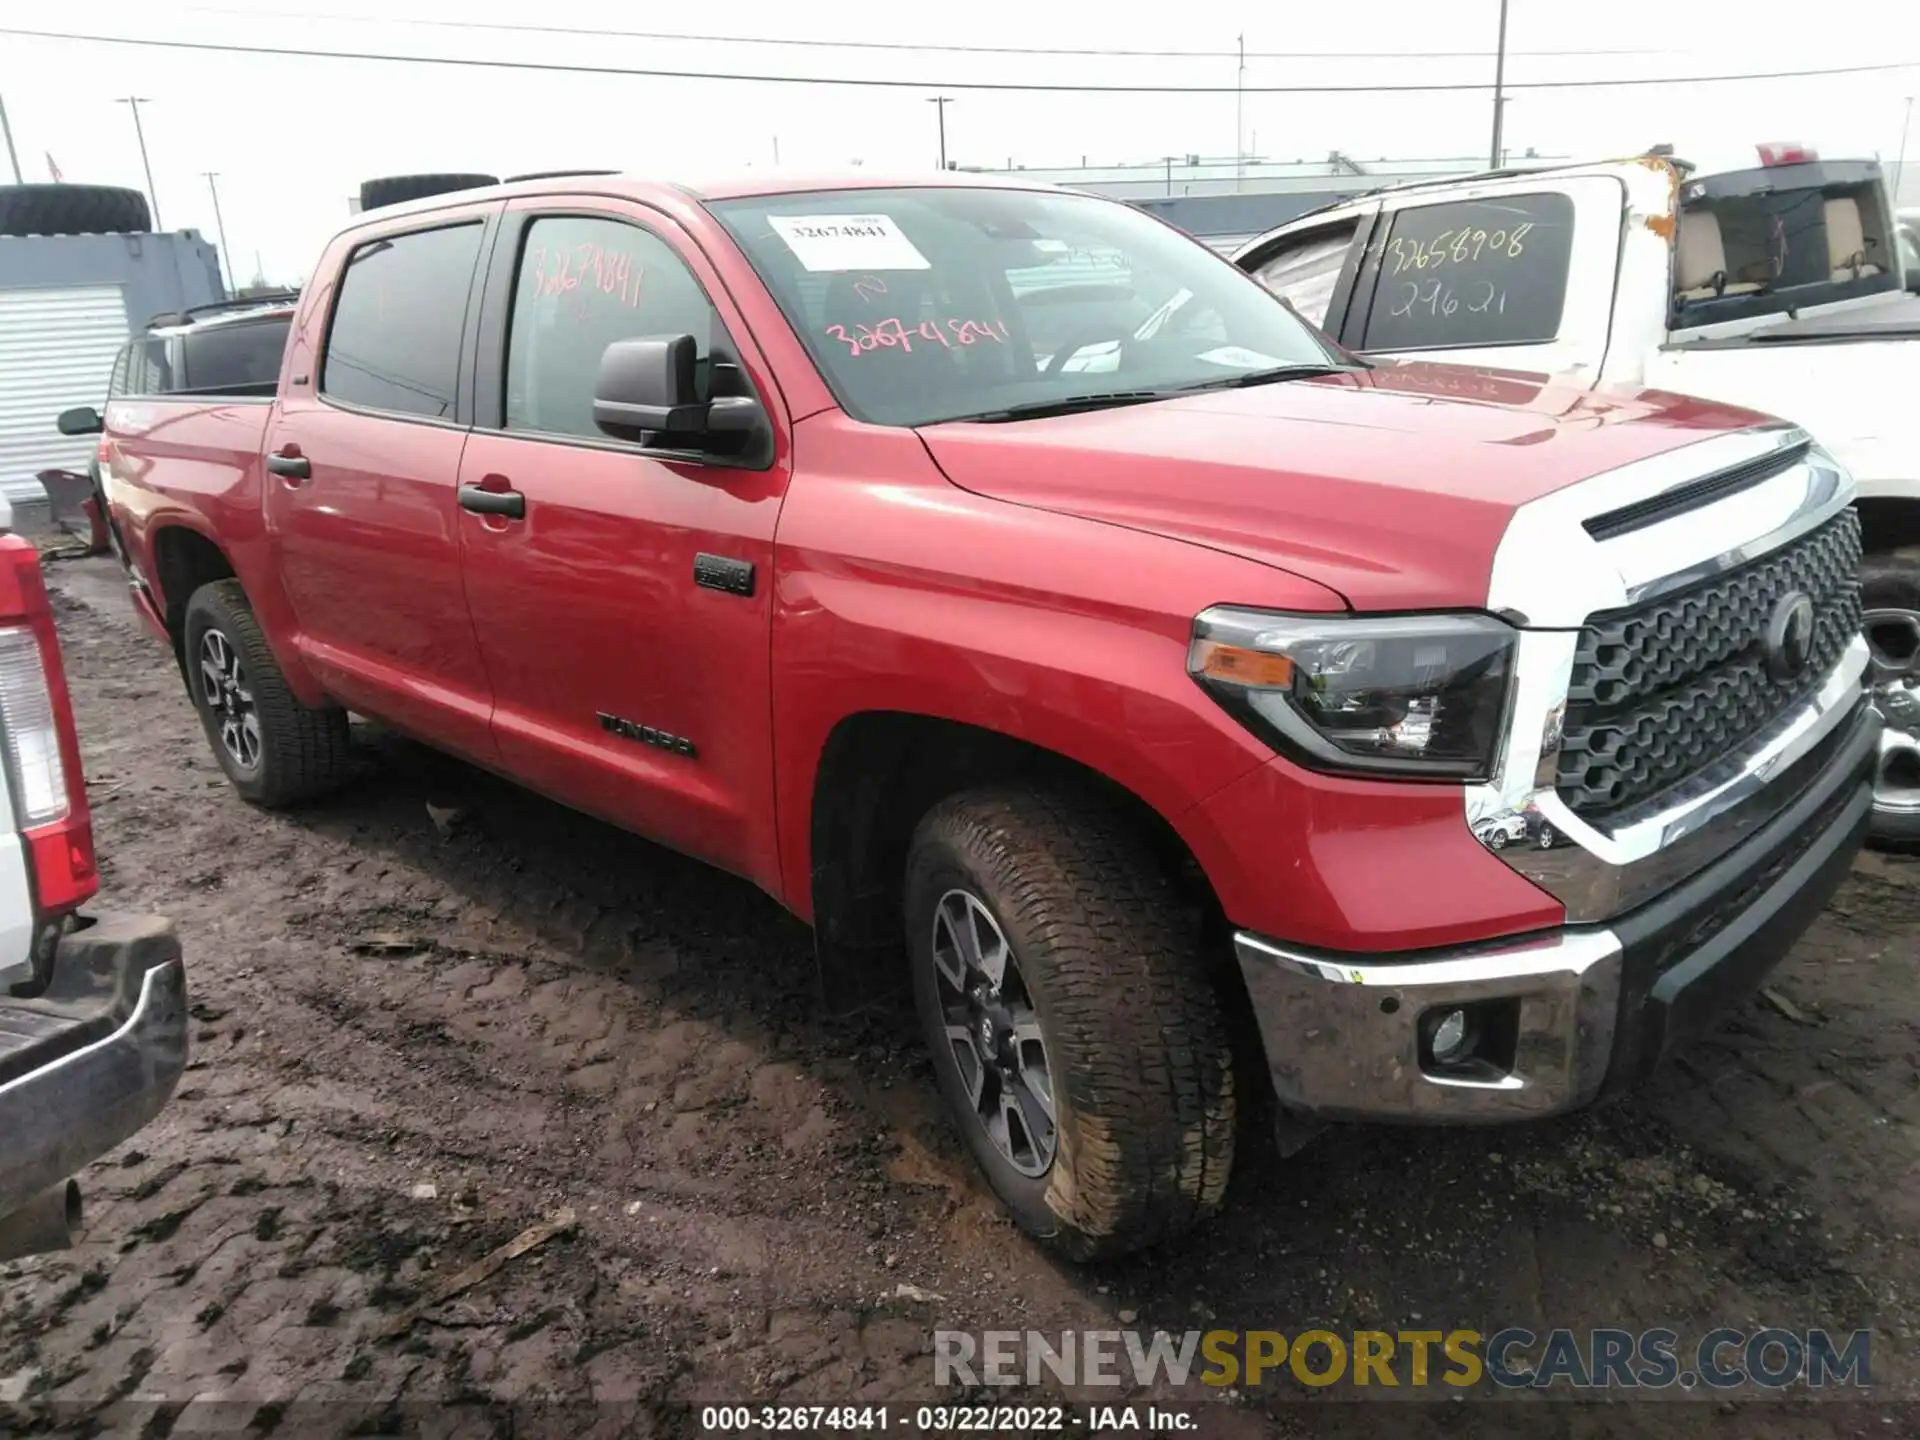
[
  {"xmin": 198, "ymin": 628, "xmax": 261, "ymax": 772},
  {"xmin": 929, "ymin": 888, "xmax": 1057, "ymax": 1177},
  {"xmin": 1863, "ymin": 607, "xmax": 1920, "ymax": 818}
]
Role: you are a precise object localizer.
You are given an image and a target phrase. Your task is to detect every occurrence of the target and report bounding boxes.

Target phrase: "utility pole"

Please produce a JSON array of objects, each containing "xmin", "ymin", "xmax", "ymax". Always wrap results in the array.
[
  {"xmin": 927, "ymin": 95, "xmax": 952, "ymax": 170},
  {"xmin": 1235, "ymin": 34, "xmax": 1246, "ymax": 192},
  {"xmin": 1487, "ymin": 0, "xmax": 1510, "ymax": 169},
  {"xmin": 1897, "ymin": 96, "xmax": 1915, "ymax": 212},
  {"xmin": 772, "ymin": 135, "xmax": 780, "ymax": 166},
  {"xmin": 118, "ymin": 97, "xmax": 162, "ymax": 228},
  {"xmin": 0, "ymin": 93, "xmax": 20, "ymax": 184},
  {"xmin": 203, "ymin": 172, "xmax": 233, "ymax": 295}
]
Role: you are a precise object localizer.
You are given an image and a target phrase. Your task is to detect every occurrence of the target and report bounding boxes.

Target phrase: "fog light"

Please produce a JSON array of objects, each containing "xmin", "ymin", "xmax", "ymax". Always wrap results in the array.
[{"xmin": 1430, "ymin": 1008, "xmax": 1471, "ymax": 1064}]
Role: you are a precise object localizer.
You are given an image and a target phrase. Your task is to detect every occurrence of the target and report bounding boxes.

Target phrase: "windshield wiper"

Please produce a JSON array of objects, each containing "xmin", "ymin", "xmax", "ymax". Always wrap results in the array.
[
  {"xmin": 1178, "ymin": 363, "xmax": 1364, "ymax": 392},
  {"xmin": 956, "ymin": 390, "xmax": 1174, "ymax": 423}
]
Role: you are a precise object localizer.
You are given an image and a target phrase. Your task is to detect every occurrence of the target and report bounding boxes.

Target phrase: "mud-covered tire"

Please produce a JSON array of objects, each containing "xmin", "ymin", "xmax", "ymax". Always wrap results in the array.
[
  {"xmin": 358, "ymin": 173, "xmax": 498, "ymax": 211},
  {"xmin": 182, "ymin": 581, "xmax": 352, "ymax": 808},
  {"xmin": 905, "ymin": 786, "xmax": 1235, "ymax": 1261},
  {"xmin": 1860, "ymin": 549, "xmax": 1920, "ymax": 850},
  {"xmin": 0, "ymin": 183, "xmax": 150, "ymax": 236}
]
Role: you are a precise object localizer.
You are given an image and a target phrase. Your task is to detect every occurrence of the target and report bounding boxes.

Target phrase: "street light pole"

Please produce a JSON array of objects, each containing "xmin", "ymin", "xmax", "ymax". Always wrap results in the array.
[
  {"xmin": 117, "ymin": 96, "xmax": 162, "ymax": 229},
  {"xmin": 203, "ymin": 172, "xmax": 233, "ymax": 295},
  {"xmin": 1896, "ymin": 95, "xmax": 1915, "ymax": 211},
  {"xmin": 1488, "ymin": 0, "xmax": 1510, "ymax": 169},
  {"xmin": 1235, "ymin": 34, "xmax": 1246, "ymax": 191},
  {"xmin": 927, "ymin": 95, "xmax": 952, "ymax": 170},
  {"xmin": 0, "ymin": 93, "xmax": 20, "ymax": 184}
]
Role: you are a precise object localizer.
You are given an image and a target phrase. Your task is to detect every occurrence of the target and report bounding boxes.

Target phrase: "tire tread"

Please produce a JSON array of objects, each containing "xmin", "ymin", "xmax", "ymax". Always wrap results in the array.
[
  {"xmin": 913, "ymin": 786, "xmax": 1235, "ymax": 1260},
  {"xmin": 184, "ymin": 581, "xmax": 353, "ymax": 807}
]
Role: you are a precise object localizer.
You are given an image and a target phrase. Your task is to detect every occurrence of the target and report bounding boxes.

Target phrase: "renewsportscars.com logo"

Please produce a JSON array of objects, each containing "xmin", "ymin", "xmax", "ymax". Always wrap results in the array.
[{"xmin": 934, "ymin": 1327, "xmax": 1873, "ymax": 1391}]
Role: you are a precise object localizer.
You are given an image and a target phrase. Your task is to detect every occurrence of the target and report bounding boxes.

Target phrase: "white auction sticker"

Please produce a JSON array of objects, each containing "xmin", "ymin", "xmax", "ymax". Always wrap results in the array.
[
  {"xmin": 768, "ymin": 214, "xmax": 930, "ymax": 272},
  {"xmin": 1197, "ymin": 344, "xmax": 1285, "ymax": 369}
]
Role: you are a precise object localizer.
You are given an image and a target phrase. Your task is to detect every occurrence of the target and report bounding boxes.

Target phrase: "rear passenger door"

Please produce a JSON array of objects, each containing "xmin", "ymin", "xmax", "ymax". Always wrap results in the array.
[
  {"xmin": 264, "ymin": 209, "xmax": 502, "ymax": 763},
  {"xmin": 454, "ymin": 199, "xmax": 792, "ymax": 894}
]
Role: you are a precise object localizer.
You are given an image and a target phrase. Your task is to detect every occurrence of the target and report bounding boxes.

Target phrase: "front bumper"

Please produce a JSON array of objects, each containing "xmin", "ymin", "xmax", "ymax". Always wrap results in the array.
[
  {"xmin": 1234, "ymin": 698, "xmax": 1877, "ymax": 1122},
  {"xmin": 0, "ymin": 913, "xmax": 188, "ymax": 1219}
]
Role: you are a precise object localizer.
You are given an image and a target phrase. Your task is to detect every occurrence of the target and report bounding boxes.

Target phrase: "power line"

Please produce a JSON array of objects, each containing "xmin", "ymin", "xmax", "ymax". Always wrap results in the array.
[
  {"xmin": 189, "ymin": 6, "xmax": 1673, "ymax": 61},
  {"xmin": 5, "ymin": 28, "xmax": 1915, "ymax": 93}
]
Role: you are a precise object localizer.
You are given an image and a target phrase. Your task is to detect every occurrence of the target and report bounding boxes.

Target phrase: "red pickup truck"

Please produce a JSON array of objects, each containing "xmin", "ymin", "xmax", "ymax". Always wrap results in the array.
[{"xmin": 79, "ymin": 173, "xmax": 1876, "ymax": 1258}]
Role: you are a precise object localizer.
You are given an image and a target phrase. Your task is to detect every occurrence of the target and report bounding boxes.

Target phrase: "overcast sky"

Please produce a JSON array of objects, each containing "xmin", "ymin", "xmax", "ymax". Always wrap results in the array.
[{"xmin": 2, "ymin": 2, "xmax": 1915, "ymax": 284}]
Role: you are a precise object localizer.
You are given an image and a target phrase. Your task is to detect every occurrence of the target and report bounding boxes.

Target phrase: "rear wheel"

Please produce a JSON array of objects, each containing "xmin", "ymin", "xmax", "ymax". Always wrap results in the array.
[
  {"xmin": 905, "ymin": 786, "xmax": 1235, "ymax": 1260},
  {"xmin": 182, "ymin": 581, "xmax": 353, "ymax": 807},
  {"xmin": 1860, "ymin": 549, "xmax": 1920, "ymax": 849}
]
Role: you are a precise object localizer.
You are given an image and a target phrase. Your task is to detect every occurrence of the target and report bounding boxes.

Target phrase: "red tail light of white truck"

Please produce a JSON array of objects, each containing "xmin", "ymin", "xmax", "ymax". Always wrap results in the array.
[{"xmin": 0, "ymin": 535, "xmax": 96, "ymax": 921}]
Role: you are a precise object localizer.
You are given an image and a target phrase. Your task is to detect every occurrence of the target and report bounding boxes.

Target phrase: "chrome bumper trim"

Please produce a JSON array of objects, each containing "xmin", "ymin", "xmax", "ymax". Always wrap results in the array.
[
  {"xmin": 0, "ymin": 919, "xmax": 188, "ymax": 1221},
  {"xmin": 1233, "ymin": 929, "xmax": 1621, "ymax": 1121}
]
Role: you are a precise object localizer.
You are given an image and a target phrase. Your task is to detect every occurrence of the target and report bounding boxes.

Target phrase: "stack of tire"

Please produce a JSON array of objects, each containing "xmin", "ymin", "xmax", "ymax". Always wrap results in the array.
[
  {"xmin": 358, "ymin": 174, "xmax": 500, "ymax": 211},
  {"xmin": 0, "ymin": 184, "xmax": 151, "ymax": 237},
  {"xmin": 355, "ymin": 172, "xmax": 618, "ymax": 211}
]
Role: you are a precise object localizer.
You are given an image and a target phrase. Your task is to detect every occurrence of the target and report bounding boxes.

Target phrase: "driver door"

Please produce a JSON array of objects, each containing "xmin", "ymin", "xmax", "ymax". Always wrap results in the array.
[{"xmin": 454, "ymin": 199, "xmax": 793, "ymax": 893}]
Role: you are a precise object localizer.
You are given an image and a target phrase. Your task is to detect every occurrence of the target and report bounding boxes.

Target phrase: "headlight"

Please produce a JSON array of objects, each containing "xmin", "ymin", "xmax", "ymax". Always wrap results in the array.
[{"xmin": 1188, "ymin": 606, "xmax": 1516, "ymax": 780}]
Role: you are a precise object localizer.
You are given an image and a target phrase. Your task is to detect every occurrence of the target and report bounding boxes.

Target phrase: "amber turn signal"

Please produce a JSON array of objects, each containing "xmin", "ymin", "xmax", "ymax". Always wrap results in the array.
[{"xmin": 1193, "ymin": 640, "xmax": 1295, "ymax": 689}]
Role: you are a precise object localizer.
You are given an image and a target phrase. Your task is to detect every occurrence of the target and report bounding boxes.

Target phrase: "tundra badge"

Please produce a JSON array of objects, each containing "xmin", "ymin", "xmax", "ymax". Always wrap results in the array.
[{"xmin": 596, "ymin": 712, "xmax": 697, "ymax": 758}]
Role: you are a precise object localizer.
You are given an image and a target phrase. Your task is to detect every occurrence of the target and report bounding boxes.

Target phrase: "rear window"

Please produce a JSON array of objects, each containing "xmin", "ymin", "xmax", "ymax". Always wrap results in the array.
[
  {"xmin": 105, "ymin": 315, "xmax": 292, "ymax": 398},
  {"xmin": 1354, "ymin": 192, "xmax": 1574, "ymax": 350},
  {"xmin": 176, "ymin": 318, "xmax": 289, "ymax": 393},
  {"xmin": 108, "ymin": 338, "xmax": 174, "ymax": 398},
  {"xmin": 1672, "ymin": 175, "xmax": 1897, "ymax": 323},
  {"xmin": 1251, "ymin": 226, "xmax": 1357, "ymax": 327},
  {"xmin": 322, "ymin": 222, "xmax": 485, "ymax": 419}
]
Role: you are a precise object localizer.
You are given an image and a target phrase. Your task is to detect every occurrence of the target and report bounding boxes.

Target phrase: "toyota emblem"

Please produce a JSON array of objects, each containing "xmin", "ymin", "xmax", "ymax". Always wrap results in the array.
[{"xmin": 1764, "ymin": 591, "xmax": 1817, "ymax": 681}]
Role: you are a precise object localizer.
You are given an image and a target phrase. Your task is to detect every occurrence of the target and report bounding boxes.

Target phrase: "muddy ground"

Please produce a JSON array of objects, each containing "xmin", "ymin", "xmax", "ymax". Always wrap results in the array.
[{"xmin": 2, "ymin": 555, "xmax": 1919, "ymax": 1437}]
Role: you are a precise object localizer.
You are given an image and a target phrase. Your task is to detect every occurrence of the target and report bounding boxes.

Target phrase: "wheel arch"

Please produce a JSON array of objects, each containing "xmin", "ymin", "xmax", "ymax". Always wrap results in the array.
[
  {"xmin": 1855, "ymin": 496, "xmax": 1920, "ymax": 555},
  {"xmin": 804, "ymin": 711, "xmax": 1226, "ymax": 1004},
  {"xmin": 150, "ymin": 522, "xmax": 236, "ymax": 662},
  {"xmin": 148, "ymin": 520, "xmax": 329, "ymax": 707}
]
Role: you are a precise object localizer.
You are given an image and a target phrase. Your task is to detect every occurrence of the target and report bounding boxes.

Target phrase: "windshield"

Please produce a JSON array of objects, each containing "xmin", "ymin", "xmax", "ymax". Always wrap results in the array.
[{"xmin": 708, "ymin": 186, "xmax": 1340, "ymax": 426}]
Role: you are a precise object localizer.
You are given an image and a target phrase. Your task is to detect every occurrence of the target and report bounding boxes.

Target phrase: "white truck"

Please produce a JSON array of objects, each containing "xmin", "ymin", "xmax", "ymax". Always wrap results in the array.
[
  {"xmin": 0, "ymin": 496, "xmax": 187, "ymax": 1260},
  {"xmin": 1233, "ymin": 142, "xmax": 1920, "ymax": 846}
]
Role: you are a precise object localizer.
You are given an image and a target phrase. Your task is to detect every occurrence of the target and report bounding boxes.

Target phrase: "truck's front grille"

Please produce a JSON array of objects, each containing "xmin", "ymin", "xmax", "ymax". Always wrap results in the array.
[{"xmin": 1555, "ymin": 510, "xmax": 1861, "ymax": 820}]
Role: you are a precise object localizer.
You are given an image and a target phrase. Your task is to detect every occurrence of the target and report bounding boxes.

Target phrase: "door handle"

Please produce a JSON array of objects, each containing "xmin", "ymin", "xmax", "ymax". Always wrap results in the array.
[
  {"xmin": 458, "ymin": 483, "xmax": 525, "ymax": 519},
  {"xmin": 265, "ymin": 452, "xmax": 310, "ymax": 480}
]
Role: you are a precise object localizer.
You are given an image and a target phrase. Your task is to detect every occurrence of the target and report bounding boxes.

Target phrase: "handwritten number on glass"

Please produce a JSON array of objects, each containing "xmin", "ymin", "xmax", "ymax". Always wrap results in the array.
[
  {"xmin": 824, "ymin": 318, "xmax": 1012, "ymax": 356},
  {"xmin": 525, "ymin": 242, "xmax": 645, "ymax": 309},
  {"xmin": 1387, "ymin": 280, "xmax": 1505, "ymax": 321},
  {"xmin": 1385, "ymin": 222, "xmax": 1533, "ymax": 277}
]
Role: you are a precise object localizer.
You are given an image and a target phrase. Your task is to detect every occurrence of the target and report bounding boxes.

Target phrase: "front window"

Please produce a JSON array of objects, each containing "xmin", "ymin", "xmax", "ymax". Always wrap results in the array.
[{"xmin": 709, "ymin": 187, "xmax": 1338, "ymax": 427}]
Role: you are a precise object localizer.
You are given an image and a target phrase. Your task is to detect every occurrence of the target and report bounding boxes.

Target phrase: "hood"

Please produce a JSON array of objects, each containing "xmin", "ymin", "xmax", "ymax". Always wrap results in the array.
[{"xmin": 916, "ymin": 361, "xmax": 1775, "ymax": 611}]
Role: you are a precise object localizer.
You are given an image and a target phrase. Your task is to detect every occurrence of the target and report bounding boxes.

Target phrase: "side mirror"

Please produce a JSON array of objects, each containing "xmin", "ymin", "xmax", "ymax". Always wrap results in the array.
[
  {"xmin": 593, "ymin": 335, "xmax": 770, "ymax": 464},
  {"xmin": 593, "ymin": 335, "xmax": 707, "ymax": 436},
  {"xmin": 56, "ymin": 406, "xmax": 103, "ymax": 436}
]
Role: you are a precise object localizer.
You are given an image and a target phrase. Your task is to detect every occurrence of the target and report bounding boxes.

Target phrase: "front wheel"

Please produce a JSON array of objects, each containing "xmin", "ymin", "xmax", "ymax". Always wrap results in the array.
[
  {"xmin": 905, "ymin": 787, "xmax": 1235, "ymax": 1260},
  {"xmin": 182, "ymin": 581, "xmax": 353, "ymax": 807},
  {"xmin": 1860, "ymin": 549, "xmax": 1920, "ymax": 849}
]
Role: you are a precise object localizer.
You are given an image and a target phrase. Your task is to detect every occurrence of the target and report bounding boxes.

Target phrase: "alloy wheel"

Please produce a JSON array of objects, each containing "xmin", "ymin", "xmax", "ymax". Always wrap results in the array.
[
  {"xmin": 928, "ymin": 888, "xmax": 1058, "ymax": 1177},
  {"xmin": 198, "ymin": 628, "xmax": 262, "ymax": 772}
]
